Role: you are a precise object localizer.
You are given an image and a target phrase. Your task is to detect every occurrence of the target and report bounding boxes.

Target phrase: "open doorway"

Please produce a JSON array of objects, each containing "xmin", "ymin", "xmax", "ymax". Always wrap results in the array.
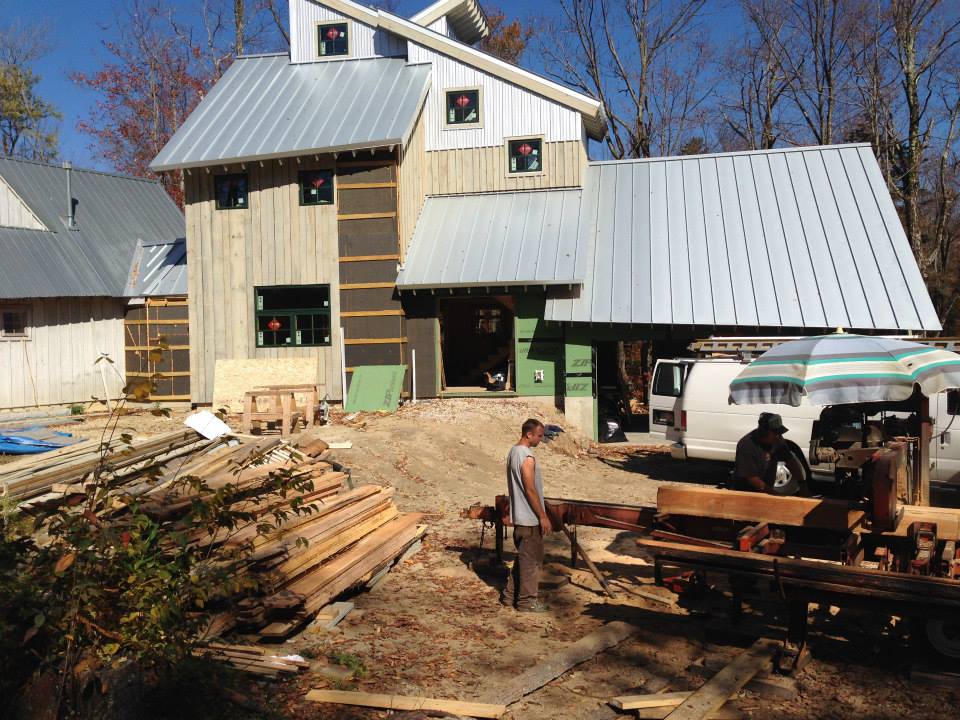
[{"xmin": 438, "ymin": 296, "xmax": 515, "ymax": 392}]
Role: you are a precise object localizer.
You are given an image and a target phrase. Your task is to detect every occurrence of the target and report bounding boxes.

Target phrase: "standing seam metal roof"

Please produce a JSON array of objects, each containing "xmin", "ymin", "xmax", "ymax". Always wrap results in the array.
[
  {"xmin": 543, "ymin": 143, "xmax": 941, "ymax": 332},
  {"xmin": 396, "ymin": 189, "xmax": 584, "ymax": 289},
  {"xmin": 0, "ymin": 158, "xmax": 185, "ymax": 299},
  {"xmin": 150, "ymin": 55, "xmax": 432, "ymax": 171}
]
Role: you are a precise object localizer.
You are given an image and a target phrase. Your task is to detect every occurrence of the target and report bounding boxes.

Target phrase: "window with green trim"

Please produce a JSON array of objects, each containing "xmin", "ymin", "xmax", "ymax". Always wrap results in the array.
[
  {"xmin": 215, "ymin": 173, "xmax": 248, "ymax": 209},
  {"xmin": 255, "ymin": 285, "xmax": 331, "ymax": 347},
  {"xmin": 507, "ymin": 138, "xmax": 543, "ymax": 174},
  {"xmin": 318, "ymin": 22, "xmax": 349, "ymax": 56},
  {"xmin": 299, "ymin": 169, "xmax": 334, "ymax": 206},
  {"xmin": 445, "ymin": 88, "xmax": 480, "ymax": 126}
]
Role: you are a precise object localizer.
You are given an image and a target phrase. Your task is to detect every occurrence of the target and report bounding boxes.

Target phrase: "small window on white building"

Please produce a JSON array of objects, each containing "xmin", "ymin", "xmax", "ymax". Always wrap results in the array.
[
  {"xmin": 1, "ymin": 306, "xmax": 29, "ymax": 339},
  {"xmin": 318, "ymin": 22, "xmax": 349, "ymax": 57},
  {"xmin": 445, "ymin": 88, "xmax": 481, "ymax": 127},
  {"xmin": 507, "ymin": 137, "xmax": 543, "ymax": 175}
]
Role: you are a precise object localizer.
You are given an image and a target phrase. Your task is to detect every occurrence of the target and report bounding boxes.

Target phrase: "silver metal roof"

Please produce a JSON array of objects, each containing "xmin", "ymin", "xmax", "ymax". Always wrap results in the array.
[
  {"xmin": 0, "ymin": 158, "xmax": 185, "ymax": 298},
  {"xmin": 397, "ymin": 189, "xmax": 584, "ymax": 289},
  {"xmin": 544, "ymin": 144, "xmax": 941, "ymax": 332},
  {"xmin": 124, "ymin": 239, "xmax": 187, "ymax": 297},
  {"xmin": 151, "ymin": 55, "xmax": 432, "ymax": 171}
]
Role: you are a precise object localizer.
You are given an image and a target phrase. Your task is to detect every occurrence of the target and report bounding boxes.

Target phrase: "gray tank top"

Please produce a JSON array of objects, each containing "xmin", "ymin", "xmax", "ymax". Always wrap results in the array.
[{"xmin": 506, "ymin": 444, "xmax": 543, "ymax": 526}]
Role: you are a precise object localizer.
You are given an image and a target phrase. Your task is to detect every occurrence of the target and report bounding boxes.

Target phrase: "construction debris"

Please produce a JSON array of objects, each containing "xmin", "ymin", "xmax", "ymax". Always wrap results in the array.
[
  {"xmin": 193, "ymin": 642, "xmax": 309, "ymax": 678},
  {"xmin": 304, "ymin": 689, "xmax": 506, "ymax": 719}
]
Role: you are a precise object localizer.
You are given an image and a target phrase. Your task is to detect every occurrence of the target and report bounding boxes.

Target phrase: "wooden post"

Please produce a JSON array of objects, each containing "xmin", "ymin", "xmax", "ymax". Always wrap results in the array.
[
  {"xmin": 242, "ymin": 393, "xmax": 254, "ymax": 434},
  {"xmin": 280, "ymin": 392, "xmax": 292, "ymax": 437},
  {"xmin": 495, "ymin": 518, "xmax": 504, "ymax": 562},
  {"xmin": 919, "ymin": 395, "xmax": 932, "ymax": 506},
  {"xmin": 569, "ymin": 524, "xmax": 578, "ymax": 568}
]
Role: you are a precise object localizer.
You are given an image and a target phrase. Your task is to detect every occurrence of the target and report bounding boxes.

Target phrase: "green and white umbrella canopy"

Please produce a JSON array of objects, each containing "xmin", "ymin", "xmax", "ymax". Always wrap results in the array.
[{"xmin": 729, "ymin": 333, "xmax": 960, "ymax": 407}]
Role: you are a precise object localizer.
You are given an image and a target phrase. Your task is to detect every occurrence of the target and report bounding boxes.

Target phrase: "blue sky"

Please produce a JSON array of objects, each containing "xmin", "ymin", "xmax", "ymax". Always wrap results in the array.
[{"xmin": 7, "ymin": 0, "xmax": 731, "ymax": 169}]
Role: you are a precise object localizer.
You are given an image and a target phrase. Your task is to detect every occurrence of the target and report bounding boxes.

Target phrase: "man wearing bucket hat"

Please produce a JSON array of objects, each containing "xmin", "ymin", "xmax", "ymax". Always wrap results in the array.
[{"xmin": 733, "ymin": 413, "xmax": 790, "ymax": 493}]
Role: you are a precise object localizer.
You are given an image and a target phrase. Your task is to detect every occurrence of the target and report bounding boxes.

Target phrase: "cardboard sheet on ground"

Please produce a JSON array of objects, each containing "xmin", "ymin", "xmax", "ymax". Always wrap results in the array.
[{"xmin": 345, "ymin": 365, "xmax": 406, "ymax": 413}]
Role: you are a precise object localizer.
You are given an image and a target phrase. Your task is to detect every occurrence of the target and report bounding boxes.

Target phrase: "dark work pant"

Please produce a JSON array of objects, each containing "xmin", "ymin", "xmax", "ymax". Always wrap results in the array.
[{"xmin": 505, "ymin": 525, "xmax": 544, "ymax": 606}]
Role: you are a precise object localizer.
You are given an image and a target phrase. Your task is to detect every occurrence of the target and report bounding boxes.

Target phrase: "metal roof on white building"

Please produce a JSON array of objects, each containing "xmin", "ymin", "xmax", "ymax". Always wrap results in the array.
[
  {"xmin": 543, "ymin": 144, "xmax": 941, "ymax": 332},
  {"xmin": 150, "ymin": 55, "xmax": 432, "ymax": 171},
  {"xmin": 397, "ymin": 189, "xmax": 584, "ymax": 289}
]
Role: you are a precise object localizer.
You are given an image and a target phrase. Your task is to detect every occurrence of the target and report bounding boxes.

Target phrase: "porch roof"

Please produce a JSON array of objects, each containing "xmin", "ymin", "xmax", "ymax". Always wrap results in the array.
[{"xmin": 396, "ymin": 189, "xmax": 584, "ymax": 290}]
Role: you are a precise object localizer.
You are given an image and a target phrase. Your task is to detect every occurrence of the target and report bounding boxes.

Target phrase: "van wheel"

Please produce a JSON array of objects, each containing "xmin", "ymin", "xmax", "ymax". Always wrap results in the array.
[{"xmin": 926, "ymin": 619, "xmax": 960, "ymax": 659}]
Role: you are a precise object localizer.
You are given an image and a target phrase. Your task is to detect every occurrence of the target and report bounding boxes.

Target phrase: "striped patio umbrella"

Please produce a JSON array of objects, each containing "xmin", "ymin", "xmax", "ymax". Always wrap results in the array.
[{"xmin": 729, "ymin": 333, "xmax": 960, "ymax": 407}]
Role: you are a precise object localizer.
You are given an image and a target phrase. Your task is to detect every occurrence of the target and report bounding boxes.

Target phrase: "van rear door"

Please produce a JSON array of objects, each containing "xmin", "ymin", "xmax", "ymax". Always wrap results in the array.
[
  {"xmin": 933, "ymin": 389, "xmax": 960, "ymax": 486},
  {"xmin": 649, "ymin": 360, "xmax": 687, "ymax": 441}
]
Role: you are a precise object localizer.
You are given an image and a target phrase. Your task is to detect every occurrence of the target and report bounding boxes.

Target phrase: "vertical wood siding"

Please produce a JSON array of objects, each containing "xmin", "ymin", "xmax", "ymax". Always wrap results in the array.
[
  {"xmin": 425, "ymin": 141, "xmax": 585, "ymax": 195},
  {"xmin": 0, "ymin": 297, "xmax": 126, "ymax": 410},
  {"xmin": 0, "ymin": 177, "xmax": 46, "ymax": 230},
  {"xmin": 184, "ymin": 157, "xmax": 342, "ymax": 405},
  {"xmin": 398, "ymin": 105, "xmax": 427, "ymax": 257},
  {"xmin": 408, "ymin": 43, "xmax": 584, "ymax": 151},
  {"xmin": 289, "ymin": 0, "xmax": 406, "ymax": 63}
]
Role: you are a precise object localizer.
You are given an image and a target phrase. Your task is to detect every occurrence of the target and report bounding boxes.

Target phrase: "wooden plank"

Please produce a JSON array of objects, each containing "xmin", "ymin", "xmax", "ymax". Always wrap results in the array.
[
  {"xmin": 664, "ymin": 639, "xmax": 779, "ymax": 720},
  {"xmin": 656, "ymin": 486, "xmax": 865, "ymax": 531},
  {"xmin": 610, "ymin": 691, "xmax": 691, "ymax": 710},
  {"xmin": 337, "ymin": 211, "xmax": 397, "ymax": 221},
  {"xmin": 476, "ymin": 622, "xmax": 637, "ymax": 706},
  {"xmin": 338, "ymin": 254, "xmax": 400, "ymax": 262},
  {"xmin": 340, "ymin": 310, "xmax": 404, "ymax": 318},
  {"xmin": 343, "ymin": 337, "xmax": 408, "ymax": 345},
  {"xmin": 339, "ymin": 282, "xmax": 396, "ymax": 290},
  {"xmin": 337, "ymin": 182, "xmax": 397, "ymax": 189},
  {"xmin": 304, "ymin": 690, "xmax": 506, "ymax": 718}
]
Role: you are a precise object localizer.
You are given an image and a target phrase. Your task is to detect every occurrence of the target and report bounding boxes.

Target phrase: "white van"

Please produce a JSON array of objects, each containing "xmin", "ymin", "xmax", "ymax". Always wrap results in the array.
[{"xmin": 649, "ymin": 357, "xmax": 960, "ymax": 486}]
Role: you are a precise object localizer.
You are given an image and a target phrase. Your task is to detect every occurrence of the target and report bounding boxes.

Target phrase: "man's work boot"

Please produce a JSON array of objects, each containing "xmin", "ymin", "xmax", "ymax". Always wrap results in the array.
[{"xmin": 517, "ymin": 599, "xmax": 549, "ymax": 613}]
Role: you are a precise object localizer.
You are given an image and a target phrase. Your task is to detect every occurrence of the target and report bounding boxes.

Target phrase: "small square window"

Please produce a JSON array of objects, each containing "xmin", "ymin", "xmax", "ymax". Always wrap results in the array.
[
  {"xmin": 1, "ymin": 307, "xmax": 28, "ymax": 338},
  {"xmin": 215, "ymin": 174, "xmax": 248, "ymax": 210},
  {"xmin": 318, "ymin": 22, "xmax": 349, "ymax": 57},
  {"xmin": 445, "ymin": 88, "xmax": 480, "ymax": 126},
  {"xmin": 299, "ymin": 169, "xmax": 334, "ymax": 206},
  {"xmin": 508, "ymin": 138, "xmax": 543, "ymax": 174}
]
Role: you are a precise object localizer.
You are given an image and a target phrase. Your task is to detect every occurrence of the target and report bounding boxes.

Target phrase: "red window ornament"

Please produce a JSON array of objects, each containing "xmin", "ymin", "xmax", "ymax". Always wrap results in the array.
[
  {"xmin": 326, "ymin": 27, "xmax": 341, "ymax": 41},
  {"xmin": 516, "ymin": 143, "xmax": 534, "ymax": 156},
  {"xmin": 455, "ymin": 94, "xmax": 472, "ymax": 108},
  {"xmin": 312, "ymin": 176, "xmax": 326, "ymax": 189},
  {"xmin": 267, "ymin": 318, "xmax": 282, "ymax": 331}
]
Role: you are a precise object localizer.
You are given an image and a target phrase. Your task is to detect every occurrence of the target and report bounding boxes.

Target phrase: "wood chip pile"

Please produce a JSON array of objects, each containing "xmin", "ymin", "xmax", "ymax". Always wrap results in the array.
[{"xmin": 1, "ymin": 429, "xmax": 426, "ymax": 653}]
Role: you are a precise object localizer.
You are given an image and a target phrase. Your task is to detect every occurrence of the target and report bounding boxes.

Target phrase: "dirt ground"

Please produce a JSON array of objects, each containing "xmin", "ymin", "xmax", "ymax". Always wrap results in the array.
[{"xmin": 32, "ymin": 400, "xmax": 960, "ymax": 718}]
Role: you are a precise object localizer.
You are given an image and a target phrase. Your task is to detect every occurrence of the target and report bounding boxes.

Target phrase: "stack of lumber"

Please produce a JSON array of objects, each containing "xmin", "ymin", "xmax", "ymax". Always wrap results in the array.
[
  {"xmin": 194, "ymin": 642, "xmax": 309, "ymax": 678},
  {"xmin": 1, "ymin": 429, "xmax": 211, "ymax": 504},
  {"xmin": 2, "ymin": 426, "xmax": 427, "ymax": 648}
]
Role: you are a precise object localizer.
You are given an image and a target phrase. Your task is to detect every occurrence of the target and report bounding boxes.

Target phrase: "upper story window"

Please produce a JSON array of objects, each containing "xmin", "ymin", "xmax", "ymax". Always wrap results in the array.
[
  {"xmin": 445, "ymin": 88, "xmax": 481, "ymax": 127},
  {"xmin": 507, "ymin": 137, "xmax": 544, "ymax": 175},
  {"xmin": 318, "ymin": 22, "xmax": 349, "ymax": 57},
  {"xmin": 215, "ymin": 173, "xmax": 248, "ymax": 210},
  {"xmin": 299, "ymin": 169, "xmax": 335, "ymax": 206},
  {"xmin": 1, "ymin": 306, "xmax": 28, "ymax": 339}
]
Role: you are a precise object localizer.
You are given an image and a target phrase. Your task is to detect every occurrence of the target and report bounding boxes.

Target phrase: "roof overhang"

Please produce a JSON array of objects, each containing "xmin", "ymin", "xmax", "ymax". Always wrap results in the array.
[
  {"xmin": 410, "ymin": 0, "xmax": 489, "ymax": 44},
  {"xmin": 397, "ymin": 189, "xmax": 586, "ymax": 291}
]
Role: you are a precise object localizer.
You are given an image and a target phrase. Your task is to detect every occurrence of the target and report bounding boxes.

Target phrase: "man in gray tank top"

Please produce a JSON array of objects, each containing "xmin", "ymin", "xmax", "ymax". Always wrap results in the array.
[{"xmin": 502, "ymin": 418, "xmax": 552, "ymax": 612}]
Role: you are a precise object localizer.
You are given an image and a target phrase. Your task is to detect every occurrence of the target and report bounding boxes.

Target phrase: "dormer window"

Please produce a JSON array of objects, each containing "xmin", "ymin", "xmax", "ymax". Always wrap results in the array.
[
  {"xmin": 445, "ymin": 88, "xmax": 481, "ymax": 127},
  {"xmin": 214, "ymin": 173, "xmax": 248, "ymax": 210},
  {"xmin": 507, "ymin": 137, "xmax": 543, "ymax": 175},
  {"xmin": 318, "ymin": 22, "xmax": 349, "ymax": 57}
]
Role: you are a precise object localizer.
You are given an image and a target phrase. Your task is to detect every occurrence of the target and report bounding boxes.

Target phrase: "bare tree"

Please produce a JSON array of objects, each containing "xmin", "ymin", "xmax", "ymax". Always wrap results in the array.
[
  {"xmin": 889, "ymin": 0, "xmax": 960, "ymax": 262},
  {"xmin": 538, "ymin": 0, "xmax": 710, "ymax": 159},
  {"xmin": 261, "ymin": 0, "xmax": 290, "ymax": 47},
  {"xmin": 718, "ymin": 2, "xmax": 791, "ymax": 150}
]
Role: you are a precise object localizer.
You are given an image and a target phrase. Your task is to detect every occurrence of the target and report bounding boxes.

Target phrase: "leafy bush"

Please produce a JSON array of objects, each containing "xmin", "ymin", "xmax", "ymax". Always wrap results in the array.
[{"xmin": 0, "ymin": 369, "xmax": 317, "ymax": 717}]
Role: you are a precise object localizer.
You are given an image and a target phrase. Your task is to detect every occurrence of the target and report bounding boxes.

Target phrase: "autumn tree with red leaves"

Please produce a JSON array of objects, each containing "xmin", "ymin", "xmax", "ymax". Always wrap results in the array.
[
  {"xmin": 74, "ymin": 0, "xmax": 282, "ymax": 206},
  {"xmin": 480, "ymin": 5, "xmax": 534, "ymax": 64}
]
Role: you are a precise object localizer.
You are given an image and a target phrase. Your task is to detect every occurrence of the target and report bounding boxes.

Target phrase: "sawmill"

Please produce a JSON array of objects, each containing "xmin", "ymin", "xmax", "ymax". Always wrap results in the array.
[{"xmin": 465, "ymin": 333, "xmax": 960, "ymax": 673}]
